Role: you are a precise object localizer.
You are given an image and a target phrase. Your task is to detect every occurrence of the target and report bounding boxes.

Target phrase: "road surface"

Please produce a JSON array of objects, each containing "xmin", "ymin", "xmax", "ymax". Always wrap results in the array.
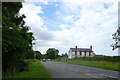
[{"xmin": 42, "ymin": 61, "xmax": 120, "ymax": 79}]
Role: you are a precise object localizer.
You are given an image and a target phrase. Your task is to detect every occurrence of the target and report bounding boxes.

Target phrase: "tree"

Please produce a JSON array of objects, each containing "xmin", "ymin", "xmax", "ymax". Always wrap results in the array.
[
  {"xmin": 111, "ymin": 27, "xmax": 120, "ymax": 50},
  {"xmin": 62, "ymin": 53, "xmax": 68, "ymax": 57},
  {"xmin": 42, "ymin": 54, "xmax": 49, "ymax": 59},
  {"xmin": 25, "ymin": 49, "xmax": 35, "ymax": 59},
  {"xmin": 35, "ymin": 51, "xmax": 42, "ymax": 60},
  {"xmin": 2, "ymin": 2, "xmax": 34, "ymax": 72},
  {"xmin": 46, "ymin": 48, "xmax": 59, "ymax": 59}
]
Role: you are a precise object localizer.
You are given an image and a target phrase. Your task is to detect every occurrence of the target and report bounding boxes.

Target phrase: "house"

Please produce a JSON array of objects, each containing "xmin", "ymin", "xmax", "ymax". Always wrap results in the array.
[{"xmin": 68, "ymin": 46, "xmax": 95, "ymax": 59}]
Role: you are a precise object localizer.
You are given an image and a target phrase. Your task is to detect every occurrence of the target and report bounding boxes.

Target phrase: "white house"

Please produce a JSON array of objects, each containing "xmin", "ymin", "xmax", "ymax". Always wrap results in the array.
[{"xmin": 68, "ymin": 46, "xmax": 95, "ymax": 59}]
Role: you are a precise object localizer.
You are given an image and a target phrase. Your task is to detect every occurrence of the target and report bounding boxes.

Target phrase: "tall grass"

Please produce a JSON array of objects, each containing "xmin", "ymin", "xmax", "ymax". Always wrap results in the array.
[{"xmin": 3, "ymin": 59, "xmax": 51, "ymax": 78}]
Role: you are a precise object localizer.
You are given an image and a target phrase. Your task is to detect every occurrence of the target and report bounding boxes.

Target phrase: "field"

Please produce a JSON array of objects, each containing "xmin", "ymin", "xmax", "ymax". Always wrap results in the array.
[{"xmin": 3, "ymin": 59, "xmax": 51, "ymax": 78}]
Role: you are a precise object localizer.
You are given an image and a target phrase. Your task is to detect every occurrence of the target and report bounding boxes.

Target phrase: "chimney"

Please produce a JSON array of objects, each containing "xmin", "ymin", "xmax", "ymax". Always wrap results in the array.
[
  {"xmin": 90, "ymin": 46, "xmax": 92, "ymax": 50},
  {"xmin": 75, "ymin": 46, "xmax": 77, "ymax": 49}
]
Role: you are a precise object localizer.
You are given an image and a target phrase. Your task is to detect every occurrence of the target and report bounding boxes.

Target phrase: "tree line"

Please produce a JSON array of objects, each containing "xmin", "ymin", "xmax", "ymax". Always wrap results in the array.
[{"xmin": 35, "ymin": 48, "xmax": 68, "ymax": 60}]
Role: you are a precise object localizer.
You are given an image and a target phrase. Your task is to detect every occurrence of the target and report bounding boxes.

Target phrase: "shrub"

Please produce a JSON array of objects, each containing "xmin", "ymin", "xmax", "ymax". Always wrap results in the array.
[
  {"xmin": 74, "ymin": 56, "xmax": 120, "ymax": 62},
  {"xmin": 17, "ymin": 60, "xmax": 28, "ymax": 72}
]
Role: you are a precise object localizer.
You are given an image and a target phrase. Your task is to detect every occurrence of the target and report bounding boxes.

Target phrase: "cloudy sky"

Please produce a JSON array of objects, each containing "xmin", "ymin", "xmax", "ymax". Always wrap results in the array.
[{"xmin": 20, "ymin": 0, "xmax": 119, "ymax": 56}]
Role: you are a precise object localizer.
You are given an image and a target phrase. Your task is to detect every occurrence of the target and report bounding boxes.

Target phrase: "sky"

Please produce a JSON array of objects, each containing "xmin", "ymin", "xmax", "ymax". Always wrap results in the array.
[{"xmin": 19, "ymin": 0, "xmax": 119, "ymax": 56}]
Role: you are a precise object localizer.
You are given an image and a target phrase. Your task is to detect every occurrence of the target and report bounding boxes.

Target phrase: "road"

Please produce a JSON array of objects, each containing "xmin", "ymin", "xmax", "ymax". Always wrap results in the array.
[{"xmin": 42, "ymin": 61, "xmax": 120, "ymax": 79}]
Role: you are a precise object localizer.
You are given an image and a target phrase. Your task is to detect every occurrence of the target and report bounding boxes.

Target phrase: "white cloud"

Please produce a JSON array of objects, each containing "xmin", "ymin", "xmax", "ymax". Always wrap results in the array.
[
  {"xmin": 20, "ymin": 1, "xmax": 119, "ymax": 56},
  {"xmin": 20, "ymin": 3, "xmax": 44, "ymax": 28},
  {"xmin": 52, "ymin": 0, "xmax": 118, "ymax": 56},
  {"xmin": 19, "ymin": 2, "xmax": 54, "ymax": 53},
  {"xmin": 55, "ymin": 11, "xmax": 61, "ymax": 15},
  {"xmin": 43, "ymin": 1, "xmax": 49, "ymax": 5},
  {"xmin": 58, "ymin": 24, "xmax": 68, "ymax": 30},
  {"xmin": 64, "ymin": 16, "xmax": 73, "ymax": 21}
]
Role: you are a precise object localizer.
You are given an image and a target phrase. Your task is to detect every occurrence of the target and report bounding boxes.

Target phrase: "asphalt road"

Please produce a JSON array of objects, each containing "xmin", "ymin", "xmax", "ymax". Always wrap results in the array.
[{"xmin": 42, "ymin": 61, "xmax": 120, "ymax": 79}]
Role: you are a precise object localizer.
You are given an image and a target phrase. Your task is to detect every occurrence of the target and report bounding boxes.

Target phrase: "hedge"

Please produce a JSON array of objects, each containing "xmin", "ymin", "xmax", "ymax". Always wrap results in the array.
[{"xmin": 74, "ymin": 56, "xmax": 120, "ymax": 62}]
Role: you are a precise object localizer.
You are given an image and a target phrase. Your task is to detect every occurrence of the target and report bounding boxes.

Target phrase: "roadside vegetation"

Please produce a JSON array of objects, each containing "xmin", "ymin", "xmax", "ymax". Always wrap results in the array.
[
  {"xmin": 2, "ymin": 2, "xmax": 35, "ymax": 76},
  {"xmin": 74, "ymin": 56, "xmax": 120, "ymax": 62},
  {"xmin": 3, "ymin": 59, "xmax": 51, "ymax": 78},
  {"xmin": 2, "ymin": 2, "xmax": 51, "ymax": 78}
]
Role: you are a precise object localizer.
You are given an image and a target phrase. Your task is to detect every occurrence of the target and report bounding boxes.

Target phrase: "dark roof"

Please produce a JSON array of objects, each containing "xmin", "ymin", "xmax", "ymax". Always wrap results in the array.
[{"xmin": 70, "ymin": 48, "xmax": 92, "ymax": 52}]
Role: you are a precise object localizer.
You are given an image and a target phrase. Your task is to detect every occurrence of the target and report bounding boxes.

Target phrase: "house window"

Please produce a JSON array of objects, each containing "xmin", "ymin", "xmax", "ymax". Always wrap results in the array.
[
  {"xmin": 79, "ymin": 51, "xmax": 81, "ymax": 56},
  {"xmin": 84, "ymin": 52, "xmax": 86, "ymax": 56},
  {"xmin": 75, "ymin": 51, "xmax": 77, "ymax": 55},
  {"xmin": 89, "ymin": 52, "xmax": 91, "ymax": 56}
]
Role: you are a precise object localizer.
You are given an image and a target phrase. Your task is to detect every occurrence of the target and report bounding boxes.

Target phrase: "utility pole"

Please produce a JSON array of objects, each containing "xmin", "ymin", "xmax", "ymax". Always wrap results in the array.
[{"xmin": 34, "ymin": 38, "xmax": 36, "ymax": 60}]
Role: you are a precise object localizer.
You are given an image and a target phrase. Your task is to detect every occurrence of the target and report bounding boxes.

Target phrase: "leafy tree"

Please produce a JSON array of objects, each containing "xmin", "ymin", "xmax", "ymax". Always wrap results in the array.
[
  {"xmin": 62, "ymin": 53, "xmax": 68, "ymax": 57},
  {"xmin": 25, "ymin": 49, "xmax": 35, "ymax": 59},
  {"xmin": 2, "ymin": 2, "xmax": 34, "ymax": 72},
  {"xmin": 111, "ymin": 27, "xmax": 120, "ymax": 50},
  {"xmin": 46, "ymin": 48, "xmax": 59, "ymax": 59},
  {"xmin": 35, "ymin": 51, "xmax": 42, "ymax": 60},
  {"xmin": 42, "ymin": 54, "xmax": 49, "ymax": 59}
]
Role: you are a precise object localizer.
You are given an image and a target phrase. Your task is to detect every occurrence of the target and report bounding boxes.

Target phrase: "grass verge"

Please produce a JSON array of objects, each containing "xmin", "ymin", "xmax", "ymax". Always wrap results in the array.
[
  {"xmin": 3, "ymin": 59, "xmax": 51, "ymax": 78},
  {"xmin": 61, "ymin": 60, "xmax": 120, "ymax": 71}
]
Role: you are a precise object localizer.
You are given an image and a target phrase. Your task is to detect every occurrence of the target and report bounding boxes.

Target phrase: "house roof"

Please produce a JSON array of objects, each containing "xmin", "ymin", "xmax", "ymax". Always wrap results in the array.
[{"xmin": 70, "ymin": 48, "xmax": 93, "ymax": 52}]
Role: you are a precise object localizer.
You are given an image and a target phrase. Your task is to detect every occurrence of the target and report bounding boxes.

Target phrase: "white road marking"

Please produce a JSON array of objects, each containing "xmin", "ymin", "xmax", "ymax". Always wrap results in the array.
[
  {"xmin": 67, "ymin": 67, "xmax": 90, "ymax": 72},
  {"xmin": 86, "ymin": 73, "xmax": 118, "ymax": 79},
  {"xmin": 68, "ymin": 67, "xmax": 79, "ymax": 72},
  {"xmin": 67, "ymin": 67, "xmax": 118, "ymax": 79},
  {"xmin": 100, "ymin": 74, "xmax": 118, "ymax": 79},
  {"xmin": 85, "ymin": 73, "xmax": 99, "ymax": 78}
]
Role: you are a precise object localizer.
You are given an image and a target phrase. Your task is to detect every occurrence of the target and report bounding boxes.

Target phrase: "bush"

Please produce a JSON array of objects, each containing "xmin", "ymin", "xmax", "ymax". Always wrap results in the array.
[
  {"xmin": 16, "ymin": 60, "xmax": 28, "ymax": 72},
  {"xmin": 2, "ymin": 60, "xmax": 29, "ymax": 77}
]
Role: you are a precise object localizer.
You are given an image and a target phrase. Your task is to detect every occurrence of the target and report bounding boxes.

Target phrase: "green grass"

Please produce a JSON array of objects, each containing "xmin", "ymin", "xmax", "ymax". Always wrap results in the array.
[
  {"xmin": 62, "ymin": 60, "xmax": 120, "ymax": 71},
  {"xmin": 3, "ymin": 59, "xmax": 51, "ymax": 78}
]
